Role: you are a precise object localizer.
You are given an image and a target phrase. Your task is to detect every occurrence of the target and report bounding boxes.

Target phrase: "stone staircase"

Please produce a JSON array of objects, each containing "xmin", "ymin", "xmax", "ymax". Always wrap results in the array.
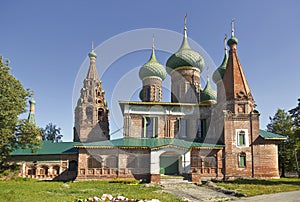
[{"xmin": 160, "ymin": 175, "xmax": 191, "ymax": 184}]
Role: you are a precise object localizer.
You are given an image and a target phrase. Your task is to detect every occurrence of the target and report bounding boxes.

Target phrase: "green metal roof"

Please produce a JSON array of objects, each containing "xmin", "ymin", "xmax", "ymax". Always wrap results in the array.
[
  {"xmin": 75, "ymin": 138, "xmax": 224, "ymax": 149},
  {"xmin": 259, "ymin": 130, "xmax": 287, "ymax": 140},
  {"xmin": 29, "ymin": 97, "xmax": 36, "ymax": 104},
  {"xmin": 11, "ymin": 141, "xmax": 78, "ymax": 156}
]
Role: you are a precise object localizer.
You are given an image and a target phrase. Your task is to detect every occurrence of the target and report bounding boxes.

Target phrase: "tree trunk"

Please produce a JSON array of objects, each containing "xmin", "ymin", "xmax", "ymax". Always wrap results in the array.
[
  {"xmin": 281, "ymin": 160, "xmax": 286, "ymax": 177},
  {"xmin": 294, "ymin": 149, "xmax": 300, "ymax": 178}
]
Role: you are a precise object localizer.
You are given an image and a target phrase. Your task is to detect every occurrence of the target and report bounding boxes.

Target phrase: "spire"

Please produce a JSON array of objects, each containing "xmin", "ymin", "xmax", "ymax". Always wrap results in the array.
[
  {"xmin": 150, "ymin": 34, "xmax": 157, "ymax": 61},
  {"xmin": 231, "ymin": 18, "xmax": 235, "ymax": 37},
  {"xmin": 88, "ymin": 40, "xmax": 97, "ymax": 59},
  {"xmin": 86, "ymin": 41, "xmax": 99, "ymax": 80},
  {"xmin": 184, "ymin": 13, "xmax": 187, "ymax": 38},
  {"xmin": 222, "ymin": 21, "xmax": 253, "ymax": 103},
  {"xmin": 28, "ymin": 92, "xmax": 36, "ymax": 125},
  {"xmin": 227, "ymin": 19, "xmax": 238, "ymax": 47},
  {"xmin": 180, "ymin": 13, "xmax": 191, "ymax": 49}
]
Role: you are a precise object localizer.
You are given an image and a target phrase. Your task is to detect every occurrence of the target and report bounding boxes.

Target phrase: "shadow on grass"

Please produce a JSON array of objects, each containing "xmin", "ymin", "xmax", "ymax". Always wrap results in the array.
[{"xmin": 222, "ymin": 178, "xmax": 300, "ymax": 186}]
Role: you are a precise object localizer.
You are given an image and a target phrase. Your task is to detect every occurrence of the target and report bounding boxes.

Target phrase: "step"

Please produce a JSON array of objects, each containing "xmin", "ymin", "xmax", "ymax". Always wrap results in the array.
[{"xmin": 160, "ymin": 176, "xmax": 191, "ymax": 184}]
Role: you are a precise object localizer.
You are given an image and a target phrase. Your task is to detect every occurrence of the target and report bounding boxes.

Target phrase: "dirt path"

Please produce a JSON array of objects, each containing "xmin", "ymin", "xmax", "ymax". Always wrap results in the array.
[{"xmin": 161, "ymin": 183, "xmax": 237, "ymax": 202}]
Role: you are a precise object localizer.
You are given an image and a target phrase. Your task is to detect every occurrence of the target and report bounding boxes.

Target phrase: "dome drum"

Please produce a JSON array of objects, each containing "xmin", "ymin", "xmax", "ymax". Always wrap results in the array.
[
  {"xmin": 170, "ymin": 67, "xmax": 200, "ymax": 82},
  {"xmin": 142, "ymin": 77, "xmax": 162, "ymax": 86}
]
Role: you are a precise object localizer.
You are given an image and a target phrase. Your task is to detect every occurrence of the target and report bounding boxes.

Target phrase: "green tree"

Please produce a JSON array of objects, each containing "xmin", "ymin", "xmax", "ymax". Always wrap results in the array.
[
  {"xmin": 0, "ymin": 56, "xmax": 41, "ymax": 171},
  {"xmin": 41, "ymin": 123, "xmax": 63, "ymax": 142},
  {"xmin": 289, "ymin": 98, "xmax": 300, "ymax": 177},
  {"xmin": 267, "ymin": 109, "xmax": 294, "ymax": 177}
]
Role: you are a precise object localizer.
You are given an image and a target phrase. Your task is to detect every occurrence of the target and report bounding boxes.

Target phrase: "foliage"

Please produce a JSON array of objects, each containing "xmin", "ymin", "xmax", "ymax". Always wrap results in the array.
[
  {"xmin": 0, "ymin": 179, "xmax": 182, "ymax": 202},
  {"xmin": 41, "ymin": 123, "xmax": 63, "ymax": 142},
  {"xmin": 0, "ymin": 56, "xmax": 41, "ymax": 171},
  {"xmin": 289, "ymin": 98, "xmax": 300, "ymax": 177},
  {"xmin": 267, "ymin": 109, "xmax": 295, "ymax": 176},
  {"xmin": 216, "ymin": 178, "xmax": 300, "ymax": 197},
  {"xmin": 289, "ymin": 98, "xmax": 300, "ymax": 127}
]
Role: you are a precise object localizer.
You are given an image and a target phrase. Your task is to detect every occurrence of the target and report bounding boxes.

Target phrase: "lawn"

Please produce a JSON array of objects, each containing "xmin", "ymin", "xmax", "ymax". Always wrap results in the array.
[
  {"xmin": 0, "ymin": 178, "xmax": 183, "ymax": 202},
  {"xmin": 216, "ymin": 178, "xmax": 300, "ymax": 197}
]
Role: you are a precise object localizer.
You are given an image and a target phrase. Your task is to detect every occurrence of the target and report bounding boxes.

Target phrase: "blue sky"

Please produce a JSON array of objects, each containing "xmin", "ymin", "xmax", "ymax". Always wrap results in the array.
[{"xmin": 1, "ymin": 0, "xmax": 299, "ymax": 141}]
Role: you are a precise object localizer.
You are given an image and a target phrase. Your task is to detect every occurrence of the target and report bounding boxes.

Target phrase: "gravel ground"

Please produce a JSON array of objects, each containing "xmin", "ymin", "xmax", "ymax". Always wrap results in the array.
[{"xmin": 161, "ymin": 183, "xmax": 236, "ymax": 202}]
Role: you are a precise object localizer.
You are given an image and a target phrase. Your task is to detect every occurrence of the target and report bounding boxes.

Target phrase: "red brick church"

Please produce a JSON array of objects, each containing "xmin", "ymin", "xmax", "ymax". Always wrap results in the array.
[{"xmin": 10, "ymin": 19, "xmax": 286, "ymax": 182}]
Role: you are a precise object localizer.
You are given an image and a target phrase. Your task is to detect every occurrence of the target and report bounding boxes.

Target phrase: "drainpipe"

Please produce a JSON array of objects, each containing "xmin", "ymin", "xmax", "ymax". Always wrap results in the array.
[{"xmin": 250, "ymin": 111, "xmax": 254, "ymax": 178}]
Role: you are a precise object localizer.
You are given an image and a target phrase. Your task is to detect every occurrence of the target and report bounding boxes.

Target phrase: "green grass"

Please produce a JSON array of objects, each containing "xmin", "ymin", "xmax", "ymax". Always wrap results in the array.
[
  {"xmin": 0, "ymin": 178, "xmax": 183, "ymax": 202},
  {"xmin": 216, "ymin": 178, "xmax": 300, "ymax": 197}
]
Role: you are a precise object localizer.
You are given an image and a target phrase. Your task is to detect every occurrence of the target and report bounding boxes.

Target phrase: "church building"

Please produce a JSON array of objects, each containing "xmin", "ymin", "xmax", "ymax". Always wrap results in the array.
[{"xmin": 10, "ymin": 19, "xmax": 286, "ymax": 182}]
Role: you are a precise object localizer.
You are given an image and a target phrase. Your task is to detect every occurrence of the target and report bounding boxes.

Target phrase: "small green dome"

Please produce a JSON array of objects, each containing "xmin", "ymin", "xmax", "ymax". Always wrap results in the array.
[
  {"xmin": 139, "ymin": 48, "xmax": 166, "ymax": 80},
  {"xmin": 166, "ymin": 32, "xmax": 205, "ymax": 74},
  {"xmin": 88, "ymin": 50, "xmax": 97, "ymax": 58},
  {"xmin": 201, "ymin": 79, "xmax": 217, "ymax": 102},
  {"xmin": 212, "ymin": 52, "xmax": 228, "ymax": 83},
  {"xmin": 227, "ymin": 36, "xmax": 238, "ymax": 46},
  {"xmin": 29, "ymin": 97, "xmax": 36, "ymax": 105}
]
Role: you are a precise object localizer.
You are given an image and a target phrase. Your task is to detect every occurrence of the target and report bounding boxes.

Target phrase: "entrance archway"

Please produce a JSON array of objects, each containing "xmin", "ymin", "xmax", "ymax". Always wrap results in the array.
[{"xmin": 159, "ymin": 151, "xmax": 181, "ymax": 175}]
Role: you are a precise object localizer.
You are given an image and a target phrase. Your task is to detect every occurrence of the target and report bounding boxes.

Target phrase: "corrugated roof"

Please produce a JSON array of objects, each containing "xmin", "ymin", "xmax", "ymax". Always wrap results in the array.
[
  {"xmin": 75, "ymin": 138, "xmax": 224, "ymax": 149},
  {"xmin": 259, "ymin": 130, "xmax": 287, "ymax": 140},
  {"xmin": 11, "ymin": 141, "xmax": 78, "ymax": 155}
]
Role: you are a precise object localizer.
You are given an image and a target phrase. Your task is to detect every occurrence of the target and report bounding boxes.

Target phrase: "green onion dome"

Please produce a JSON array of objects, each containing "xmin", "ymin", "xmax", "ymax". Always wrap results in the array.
[
  {"xmin": 227, "ymin": 36, "xmax": 238, "ymax": 46},
  {"xmin": 212, "ymin": 52, "xmax": 228, "ymax": 83},
  {"xmin": 166, "ymin": 29, "xmax": 205, "ymax": 74},
  {"xmin": 139, "ymin": 48, "xmax": 166, "ymax": 81},
  {"xmin": 29, "ymin": 97, "xmax": 36, "ymax": 105},
  {"xmin": 201, "ymin": 78, "xmax": 217, "ymax": 102},
  {"xmin": 88, "ymin": 49, "xmax": 97, "ymax": 58}
]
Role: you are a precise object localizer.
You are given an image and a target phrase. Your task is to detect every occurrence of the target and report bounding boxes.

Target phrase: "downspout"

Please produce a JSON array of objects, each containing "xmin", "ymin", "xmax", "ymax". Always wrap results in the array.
[{"xmin": 250, "ymin": 111, "xmax": 254, "ymax": 178}]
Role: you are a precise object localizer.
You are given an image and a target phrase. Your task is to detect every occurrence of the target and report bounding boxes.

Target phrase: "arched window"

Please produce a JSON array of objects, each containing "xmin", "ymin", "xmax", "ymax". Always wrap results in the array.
[
  {"xmin": 69, "ymin": 160, "xmax": 77, "ymax": 171},
  {"xmin": 239, "ymin": 152, "xmax": 246, "ymax": 167},
  {"xmin": 27, "ymin": 166, "xmax": 36, "ymax": 175},
  {"xmin": 40, "ymin": 166, "xmax": 49, "ymax": 175},
  {"xmin": 86, "ymin": 107, "xmax": 93, "ymax": 120},
  {"xmin": 88, "ymin": 156, "xmax": 102, "ymax": 168},
  {"xmin": 154, "ymin": 87, "xmax": 159, "ymax": 101},
  {"xmin": 237, "ymin": 130, "xmax": 246, "ymax": 146},
  {"xmin": 98, "ymin": 108, "xmax": 104, "ymax": 121},
  {"xmin": 142, "ymin": 117, "xmax": 158, "ymax": 138}
]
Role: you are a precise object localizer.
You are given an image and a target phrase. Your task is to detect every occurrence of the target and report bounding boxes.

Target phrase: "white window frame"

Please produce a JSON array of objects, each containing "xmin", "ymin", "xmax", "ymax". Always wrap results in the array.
[{"xmin": 236, "ymin": 129, "xmax": 249, "ymax": 147}]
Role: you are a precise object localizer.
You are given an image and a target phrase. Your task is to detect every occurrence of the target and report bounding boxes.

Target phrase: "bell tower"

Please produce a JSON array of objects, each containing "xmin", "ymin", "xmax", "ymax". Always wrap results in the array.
[
  {"xmin": 221, "ymin": 20, "xmax": 260, "ymax": 179},
  {"xmin": 222, "ymin": 20, "xmax": 255, "ymax": 114},
  {"xmin": 73, "ymin": 42, "xmax": 110, "ymax": 142}
]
